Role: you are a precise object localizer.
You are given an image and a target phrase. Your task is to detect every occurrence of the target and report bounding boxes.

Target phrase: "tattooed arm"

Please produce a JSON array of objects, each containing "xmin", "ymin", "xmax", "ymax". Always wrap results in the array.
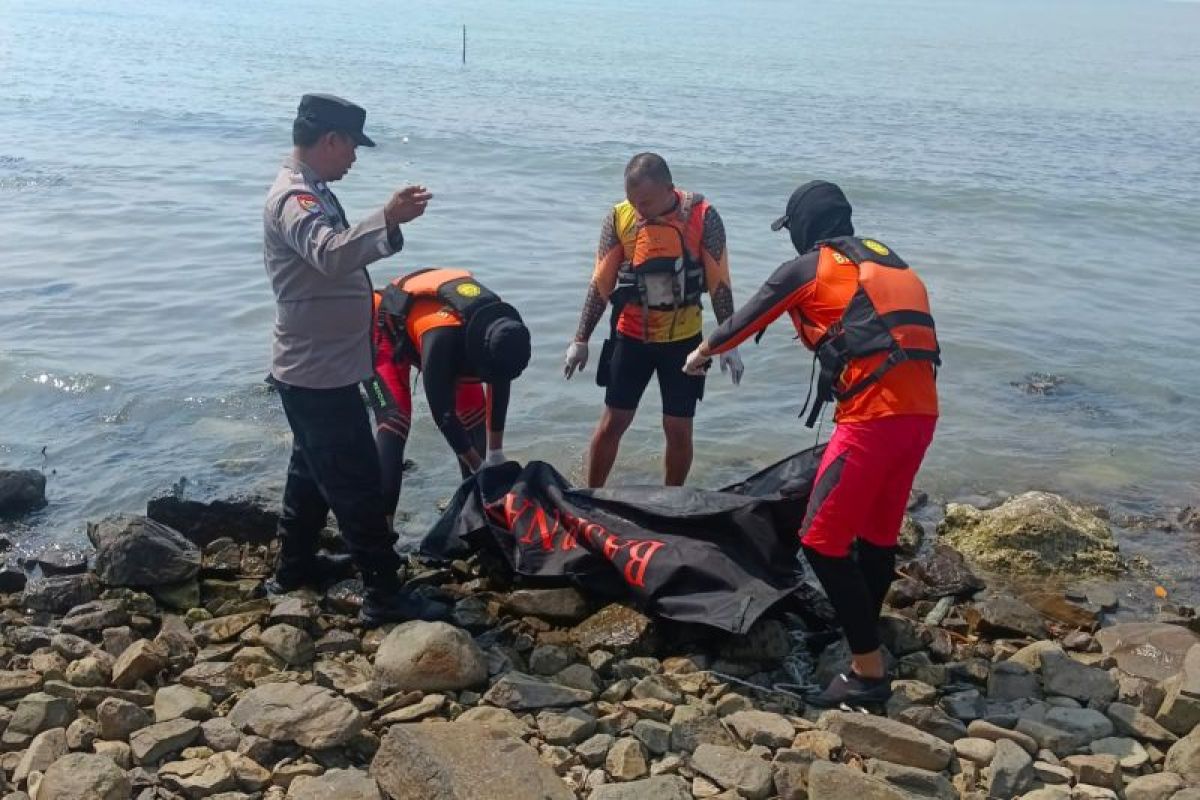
[
  {"xmin": 574, "ymin": 281, "xmax": 609, "ymax": 342},
  {"xmin": 702, "ymin": 207, "xmax": 735, "ymax": 323},
  {"xmin": 574, "ymin": 211, "xmax": 623, "ymax": 342}
]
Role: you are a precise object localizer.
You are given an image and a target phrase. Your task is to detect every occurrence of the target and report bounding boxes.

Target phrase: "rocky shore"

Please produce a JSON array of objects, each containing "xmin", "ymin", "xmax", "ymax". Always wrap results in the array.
[{"xmin": 0, "ymin": 474, "xmax": 1199, "ymax": 799}]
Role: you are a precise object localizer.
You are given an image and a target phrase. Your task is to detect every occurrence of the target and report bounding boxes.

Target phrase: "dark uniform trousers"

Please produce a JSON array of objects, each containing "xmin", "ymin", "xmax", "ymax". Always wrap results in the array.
[{"xmin": 273, "ymin": 379, "xmax": 401, "ymax": 580}]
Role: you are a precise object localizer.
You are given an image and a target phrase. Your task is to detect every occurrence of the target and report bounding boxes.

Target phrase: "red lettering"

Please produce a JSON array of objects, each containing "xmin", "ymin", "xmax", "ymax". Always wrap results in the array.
[{"xmin": 622, "ymin": 539, "xmax": 664, "ymax": 588}]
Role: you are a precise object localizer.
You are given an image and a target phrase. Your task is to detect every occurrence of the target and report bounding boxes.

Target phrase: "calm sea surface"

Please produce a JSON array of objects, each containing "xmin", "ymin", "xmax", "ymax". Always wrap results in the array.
[{"xmin": 2, "ymin": 0, "xmax": 1198, "ymax": 594}]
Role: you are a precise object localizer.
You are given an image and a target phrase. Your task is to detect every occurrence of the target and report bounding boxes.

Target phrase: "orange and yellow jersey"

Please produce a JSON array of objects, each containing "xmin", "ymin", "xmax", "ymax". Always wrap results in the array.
[{"xmin": 591, "ymin": 189, "xmax": 731, "ymax": 343}]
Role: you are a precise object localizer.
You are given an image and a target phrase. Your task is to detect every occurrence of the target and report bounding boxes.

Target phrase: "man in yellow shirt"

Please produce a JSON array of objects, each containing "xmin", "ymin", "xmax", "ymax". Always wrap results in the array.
[{"xmin": 564, "ymin": 153, "xmax": 742, "ymax": 487}]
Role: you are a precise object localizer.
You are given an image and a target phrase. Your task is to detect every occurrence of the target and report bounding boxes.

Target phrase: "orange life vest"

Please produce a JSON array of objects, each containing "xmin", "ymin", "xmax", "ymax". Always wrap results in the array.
[
  {"xmin": 374, "ymin": 268, "xmax": 501, "ymax": 360},
  {"xmin": 790, "ymin": 237, "xmax": 940, "ymax": 427}
]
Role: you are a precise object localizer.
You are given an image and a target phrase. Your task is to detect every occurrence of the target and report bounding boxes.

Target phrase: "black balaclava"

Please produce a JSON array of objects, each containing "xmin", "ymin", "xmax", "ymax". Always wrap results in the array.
[{"xmin": 771, "ymin": 180, "xmax": 854, "ymax": 254}]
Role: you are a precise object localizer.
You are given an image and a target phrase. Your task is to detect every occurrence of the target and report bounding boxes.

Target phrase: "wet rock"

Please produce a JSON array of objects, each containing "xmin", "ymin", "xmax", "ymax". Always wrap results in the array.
[
  {"xmin": 1025, "ymin": 591, "xmax": 1099, "ymax": 630},
  {"xmin": 9, "ymin": 625, "xmax": 56, "ymax": 653},
  {"xmin": 806, "ymin": 760, "xmax": 910, "ymax": 800},
  {"xmin": 819, "ymin": 711, "xmax": 953, "ymax": 771},
  {"xmin": 987, "ymin": 737, "xmax": 1034, "ymax": 798},
  {"xmin": 154, "ymin": 685, "xmax": 213, "ymax": 723},
  {"xmin": 373, "ymin": 621, "xmax": 487, "ymax": 692},
  {"xmin": 1, "ymin": 693, "xmax": 75, "ymax": 748},
  {"xmin": 14, "ymin": 727, "xmax": 68, "ymax": 784},
  {"xmin": 0, "ymin": 469, "xmax": 46, "ymax": 515},
  {"xmin": 588, "ymin": 775, "xmax": 691, "ymax": 800},
  {"xmin": 1164, "ymin": 726, "xmax": 1200, "ymax": 783},
  {"xmin": 37, "ymin": 751, "xmax": 131, "ymax": 799},
  {"xmin": 259, "ymin": 624, "xmax": 314, "ymax": 666},
  {"xmin": 571, "ymin": 604, "xmax": 655, "ymax": 654},
  {"xmin": 146, "ymin": 494, "xmax": 278, "ymax": 548},
  {"xmin": 88, "ymin": 514, "xmax": 200, "ymax": 587},
  {"xmin": 938, "ymin": 491, "xmax": 1121, "ymax": 576},
  {"xmin": 502, "ymin": 588, "xmax": 590, "ymax": 623},
  {"xmin": 909, "ymin": 543, "xmax": 985, "ymax": 597},
  {"xmin": 130, "ymin": 718, "xmax": 201, "ymax": 765},
  {"xmin": 1123, "ymin": 771, "xmax": 1185, "ymax": 800},
  {"xmin": 22, "ymin": 573, "xmax": 100, "ymax": 613},
  {"xmin": 1094, "ymin": 622, "xmax": 1200, "ymax": 682},
  {"xmin": 1106, "ymin": 701, "xmax": 1177, "ymax": 744},
  {"xmin": 369, "ymin": 721, "xmax": 573, "ymax": 800},
  {"xmin": 325, "ymin": 578, "xmax": 364, "ymax": 614},
  {"xmin": 0, "ymin": 559, "xmax": 27, "ymax": 593},
  {"xmin": 111, "ymin": 639, "xmax": 167, "ymax": 688},
  {"xmin": 201, "ymin": 537, "xmax": 243, "ymax": 577},
  {"xmin": 150, "ymin": 578, "xmax": 200, "ymax": 610},
  {"xmin": 965, "ymin": 590, "xmax": 1047, "ymax": 639},
  {"xmin": 690, "ymin": 743, "xmax": 773, "ymax": 800},
  {"xmin": 228, "ymin": 682, "xmax": 364, "ymax": 749},
  {"xmin": 97, "ymin": 697, "xmax": 152, "ymax": 741},
  {"xmin": 60, "ymin": 599, "xmax": 130, "ymax": 635},
  {"xmin": 606, "ymin": 736, "xmax": 648, "ymax": 781},
  {"xmin": 482, "ymin": 671, "xmax": 594, "ymax": 709},
  {"xmin": 1039, "ymin": 649, "xmax": 1117, "ymax": 705},
  {"xmin": 1062, "ymin": 754, "xmax": 1122, "ymax": 790},
  {"xmin": 24, "ymin": 547, "xmax": 88, "ymax": 576},
  {"xmin": 287, "ymin": 767, "xmax": 383, "ymax": 800}
]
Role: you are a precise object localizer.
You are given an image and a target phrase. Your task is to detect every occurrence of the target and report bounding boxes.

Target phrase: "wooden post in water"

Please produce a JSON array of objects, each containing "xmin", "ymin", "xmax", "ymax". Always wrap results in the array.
[{"xmin": 462, "ymin": 25, "xmax": 467, "ymax": 64}]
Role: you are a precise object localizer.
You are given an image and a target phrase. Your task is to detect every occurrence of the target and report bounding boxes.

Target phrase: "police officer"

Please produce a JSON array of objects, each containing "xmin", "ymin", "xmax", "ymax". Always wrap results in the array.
[{"xmin": 262, "ymin": 93, "xmax": 447, "ymax": 626}]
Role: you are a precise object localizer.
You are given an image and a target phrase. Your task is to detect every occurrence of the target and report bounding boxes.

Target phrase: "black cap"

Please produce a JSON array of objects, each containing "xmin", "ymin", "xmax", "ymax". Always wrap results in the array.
[
  {"xmin": 464, "ymin": 302, "xmax": 532, "ymax": 383},
  {"xmin": 771, "ymin": 180, "xmax": 854, "ymax": 254},
  {"xmin": 296, "ymin": 94, "xmax": 376, "ymax": 147}
]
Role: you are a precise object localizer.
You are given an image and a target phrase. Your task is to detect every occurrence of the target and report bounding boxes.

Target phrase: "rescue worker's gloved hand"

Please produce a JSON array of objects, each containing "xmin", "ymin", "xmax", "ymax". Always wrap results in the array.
[
  {"xmin": 563, "ymin": 341, "xmax": 588, "ymax": 379},
  {"xmin": 720, "ymin": 348, "xmax": 745, "ymax": 386},
  {"xmin": 683, "ymin": 345, "xmax": 712, "ymax": 376},
  {"xmin": 484, "ymin": 449, "xmax": 507, "ymax": 467}
]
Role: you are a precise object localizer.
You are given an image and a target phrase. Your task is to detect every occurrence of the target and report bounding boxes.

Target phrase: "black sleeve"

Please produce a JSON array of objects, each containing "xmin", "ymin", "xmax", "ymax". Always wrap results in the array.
[
  {"xmin": 488, "ymin": 379, "xmax": 511, "ymax": 434},
  {"xmin": 708, "ymin": 253, "xmax": 820, "ymax": 354},
  {"xmin": 420, "ymin": 327, "xmax": 473, "ymax": 455}
]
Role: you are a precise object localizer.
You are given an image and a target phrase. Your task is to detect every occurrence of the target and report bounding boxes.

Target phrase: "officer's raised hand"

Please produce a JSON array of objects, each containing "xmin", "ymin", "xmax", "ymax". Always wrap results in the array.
[{"xmin": 385, "ymin": 185, "xmax": 433, "ymax": 226}]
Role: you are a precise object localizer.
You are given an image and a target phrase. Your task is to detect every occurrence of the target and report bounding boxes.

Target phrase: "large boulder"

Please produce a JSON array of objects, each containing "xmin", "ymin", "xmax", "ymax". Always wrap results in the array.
[
  {"xmin": 374, "ymin": 621, "xmax": 487, "ymax": 692},
  {"xmin": 819, "ymin": 711, "xmax": 953, "ymax": 771},
  {"xmin": 227, "ymin": 681, "xmax": 364, "ymax": 749},
  {"xmin": 0, "ymin": 468, "xmax": 46, "ymax": 515},
  {"xmin": 22, "ymin": 573, "xmax": 100, "ymax": 613},
  {"xmin": 146, "ymin": 493, "xmax": 278, "ymax": 547},
  {"xmin": 1095, "ymin": 623, "xmax": 1200, "ymax": 682},
  {"xmin": 37, "ymin": 751, "xmax": 131, "ymax": 799},
  {"xmin": 938, "ymin": 491, "xmax": 1121, "ymax": 575},
  {"xmin": 806, "ymin": 761, "xmax": 910, "ymax": 800},
  {"xmin": 88, "ymin": 514, "xmax": 200, "ymax": 587},
  {"xmin": 369, "ymin": 721, "xmax": 573, "ymax": 799}
]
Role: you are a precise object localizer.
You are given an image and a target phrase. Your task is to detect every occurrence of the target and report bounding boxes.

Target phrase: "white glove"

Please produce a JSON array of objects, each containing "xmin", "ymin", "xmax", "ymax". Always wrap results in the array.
[
  {"xmin": 563, "ymin": 341, "xmax": 588, "ymax": 379},
  {"xmin": 484, "ymin": 449, "xmax": 507, "ymax": 467},
  {"xmin": 720, "ymin": 348, "xmax": 745, "ymax": 386},
  {"xmin": 683, "ymin": 345, "xmax": 712, "ymax": 376}
]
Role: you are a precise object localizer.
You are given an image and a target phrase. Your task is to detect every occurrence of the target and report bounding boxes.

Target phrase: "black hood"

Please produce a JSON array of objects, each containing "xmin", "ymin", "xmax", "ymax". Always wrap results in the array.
[{"xmin": 771, "ymin": 180, "xmax": 854, "ymax": 254}]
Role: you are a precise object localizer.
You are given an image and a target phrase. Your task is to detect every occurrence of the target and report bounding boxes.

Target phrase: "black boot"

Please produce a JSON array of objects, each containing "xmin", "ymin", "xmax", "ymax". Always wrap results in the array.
[
  {"xmin": 360, "ymin": 571, "xmax": 450, "ymax": 627},
  {"xmin": 807, "ymin": 670, "xmax": 892, "ymax": 709},
  {"xmin": 265, "ymin": 551, "xmax": 356, "ymax": 595}
]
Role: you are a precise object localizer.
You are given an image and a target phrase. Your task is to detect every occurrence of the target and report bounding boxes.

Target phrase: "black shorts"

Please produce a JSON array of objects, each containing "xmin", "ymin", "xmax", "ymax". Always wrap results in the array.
[{"xmin": 603, "ymin": 334, "xmax": 706, "ymax": 418}]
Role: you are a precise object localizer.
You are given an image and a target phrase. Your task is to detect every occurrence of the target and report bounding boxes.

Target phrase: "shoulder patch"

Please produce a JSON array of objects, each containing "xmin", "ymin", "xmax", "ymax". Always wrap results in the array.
[{"xmin": 293, "ymin": 193, "xmax": 320, "ymax": 214}]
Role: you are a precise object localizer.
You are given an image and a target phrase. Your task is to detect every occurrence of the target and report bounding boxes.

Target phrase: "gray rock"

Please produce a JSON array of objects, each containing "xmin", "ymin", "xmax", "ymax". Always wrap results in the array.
[
  {"xmin": 482, "ymin": 671, "xmax": 593, "ymax": 709},
  {"xmin": 631, "ymin": 719, "xmax": 671, "ymax": 755},
  {"xmin": 1015, "ymin": 717, "xmax": 1085, "ymax": 757},
  {"xmin": 258, "ymin": 624, "xmax": 314, "ymax": 666},
  {"xmin": 940, "ymin": 689, "xmax": 986, "ymax": 721},
  {"xmin": 1033, "ymin": 760, "xmax": 1074, "ymax": 784},
  {"xmin": 502, "ymin": 588, "xmax": 590, "ymax": 623},
  {"xmin": 37, "ymin": 752, "xmax": 131, "ymax": 799},
  {"xmin": 987, "ymin": 737, "xmax": 1034, "ymax": 798},
  {"xmin": 536, "ymin": 708, "xmax": 596, "ymax": 746},
  {"xmin": 64, "ymin": 655, "xmax": 110, "ymax": 688},
  {"xmin": 806, "ymin": 760, "xmax": 910, "ymax": 800},
  {"xmin": 588, "ymin": 775, "xmax": 691, "ymax": 800},
  {"xmin": 1, "ymin": 692, "xmax": 76, "ymax": 747},
  {"xmin": 1105, "ymin": 701, "xmax": 1178, "ymax": 744},
  {"xmin": 374, "ymin": 621, "xmax": 487, "ymax": 692},
  {"xmin": 938, "ymin": 491, "xmax": 1121, "ymax": 576},
  {"xmin": 965, "ymin": 591, "xmax": 1047, "ymax": 638},
  {"xmin": 577, "ymin": 733, "xmax": 614, "ymax": 767},
  {"xmin": 129, "ymin": 718, "xmax": 201, "ymax": 765},
  {"xmin": 864, "ymin": 758, "xmax": 957, "ymax": 800},
  {"xmin": 454, "ymin": 706, "xmax": 530, "ymax": 739},
  {"xmin": 1164, "ymin": 726, "xmax": 1200, "ymax": 784},
  {"xmin": 200, "ymin": 717, "xmax": 241, "ymax": 752},
  {"xmin": 97, "ymin": 697, "xmax": 152, "ymax": 741},
  {"xmin": 1156, "ymin": 669, "xmax": 1200, "ymax": 737},
  {"xmin": 287, "ymin": 768, "xmax": 383, "ymax": 800},
  {"xmin": 988, "ymin": 661, "xmax": 1042, "ymax": 701},
  {"xmin": 529, "ymin": 645, "xmax": 579, "ymax": 676},
  {"xmin": 314, "ymin": 628, "xmax": 360, "ymax": 656},
  {"xmin": 953, "ymin": 737, "xmax": 995, "ymax": 765},
  {"xmin": 690, "ymin": 743, "xmax": 773, "ymax": 800},
  {"xmin": 22, "ymin": 573, "xmax": 100, "ymax": 613},
  {"xmin": 0, "ymin": 469, "xmax": 46, "ymax": 515},
  {"xmin": 369, "ymin": 721, "xmax": 573, "ymax": 799},
  {"xmin": 606, "ymin": 737, "xmax": 648, "ymax": 781},
  {"xmin": 1123, "ymin": 771, "xmax": 1185, "ymax": 800},
  {"xmin": 111, "ymin": 639, "xmax": 167, "ymax": 689},
  {"xmin": 1043, "ymin": 706, "xmax": 1114, "ymax": 741},
  {"xmin": 1062, "ymin": 754, "xmax": 1123, "ymax": 790},
  {"xmin": 570, "ymin": 604, "xmax": 655, "ymax": 654},
  {"xmin": 14, "ymin": 727, "xmax": 68, "ymax": 784},
  {"xmin": 1094, "ymin": 622, "xmax": 1200, "ymax": 682},
  {"xmin": 88, "ymin": 514, "xmax": 200, "ymax": 587},
  {"xmin": 1039, "ymin": 650, "xmax": 1117, "ymax": 706},
  {"xmin": 894, "ymin": 705, "xmax": 968, "ymax": 743},
  {"xmin": 670, "ymin": 714, "xmax": 736, "ymax": 753},
  {"xmin": 154, "ymin": 685, "xmax": 213, "ymax": 723},
  {"xmin": 228, "ymin": 682, "xmax": 364, "ymax": 749},
  {"xmin": 9, "ymin": 624, "xmax": 56, "ymax": 653},
  {"xmin": 724, "ymin": 710, "xmax": 794, "ymax": 748},
  {"xmin": 1089, "ymin": 736, "xmax": 1148, "ymax": 769},
  {"xmin": 60, "ymin": 599, "xmax": 130, "ymax": 635},
  {"xmin": 66, "ymin": 716, "xmax": 98, "ymax": 751},
  {"xmin": 820, "ymin": 710, "xmax": 953, "ymax": 771},
  {"xmin": 965, "ymin": 719, "xmax": 1038, "ymax": 755}
]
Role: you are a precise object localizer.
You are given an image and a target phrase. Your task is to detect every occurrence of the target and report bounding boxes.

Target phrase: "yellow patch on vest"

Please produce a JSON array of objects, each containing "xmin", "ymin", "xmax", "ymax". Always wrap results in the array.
[
  {"xmin": 863, "ymin": 239, "xmax": 890, "ymax": 256},
  {"xmin": 832, "ymin": 252, "xmax": 851, "ymax": 265},
  {"xmin": 456, "ymin": 283, "xmax": 482, "ymax": 298}
]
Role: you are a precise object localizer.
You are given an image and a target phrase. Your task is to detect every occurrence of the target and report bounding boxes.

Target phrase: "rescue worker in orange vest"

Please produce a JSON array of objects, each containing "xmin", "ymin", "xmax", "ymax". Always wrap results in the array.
[
  {"xmin": 563, "ymin": 153, "xmax": 743, "ymax": 487},
  {"xmin": 370, "ymin": 269, "xmax": 531, "ymax": 530},
  {"xmin": 685, "ymin": 181, "xmax": 940, "ymax": 708}
]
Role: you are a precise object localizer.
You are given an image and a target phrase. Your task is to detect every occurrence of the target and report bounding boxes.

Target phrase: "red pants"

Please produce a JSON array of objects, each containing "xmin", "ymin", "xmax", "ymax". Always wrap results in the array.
[
  {"xmin": 372, "ymin": 326, "xmax": 485, "ymax": 440},
  {"xmin": 800, "ymin": 414, "xmax": 937, "ymax": 557}
]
